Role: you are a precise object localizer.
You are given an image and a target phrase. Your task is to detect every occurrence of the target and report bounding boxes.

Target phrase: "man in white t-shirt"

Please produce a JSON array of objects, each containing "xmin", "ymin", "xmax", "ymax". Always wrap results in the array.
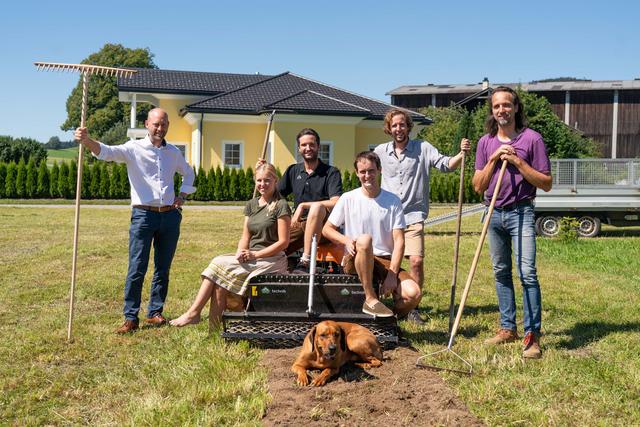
[{"xmin": 323, "ymin": 151, "xmax": 421, "ymax": 317}]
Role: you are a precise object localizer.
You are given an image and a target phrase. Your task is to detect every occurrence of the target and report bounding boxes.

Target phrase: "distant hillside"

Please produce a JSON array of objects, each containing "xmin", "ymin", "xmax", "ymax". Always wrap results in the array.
[{"xmin": 47, "ymin": 147, "xmax": 78, "ymax": 166}]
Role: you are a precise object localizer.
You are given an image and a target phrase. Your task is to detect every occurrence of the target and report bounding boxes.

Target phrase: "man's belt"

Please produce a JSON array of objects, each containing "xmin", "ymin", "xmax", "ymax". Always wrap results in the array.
[
  {"xmin": 494, "ymin": 199, "xmax": 534, "ymax": 211},
  {"xmin": 133, "ymin": 205, "xmax": 175, "ymax": 212}
]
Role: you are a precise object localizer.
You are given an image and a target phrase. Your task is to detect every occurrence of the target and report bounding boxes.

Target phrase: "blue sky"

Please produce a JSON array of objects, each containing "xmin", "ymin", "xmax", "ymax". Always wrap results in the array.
[{"xmin": 2, "ymin": 0, "xmax": 638, "ymax": 143}]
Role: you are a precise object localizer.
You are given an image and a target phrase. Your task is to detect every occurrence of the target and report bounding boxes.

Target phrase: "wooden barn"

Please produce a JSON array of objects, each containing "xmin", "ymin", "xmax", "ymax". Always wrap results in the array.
[{"xmin": 388, "ymin": 78, "xmax": 640, "ymax": 158}]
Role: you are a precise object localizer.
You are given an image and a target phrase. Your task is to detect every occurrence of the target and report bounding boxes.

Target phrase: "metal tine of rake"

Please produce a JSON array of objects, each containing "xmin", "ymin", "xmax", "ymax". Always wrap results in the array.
[
  {"xmin": 34, "ymin": 61, "xmax": 137, "ymax": 342},
  {"xmin": 415, "ymin": 160, "xmax": 509, "ymax": 375}
]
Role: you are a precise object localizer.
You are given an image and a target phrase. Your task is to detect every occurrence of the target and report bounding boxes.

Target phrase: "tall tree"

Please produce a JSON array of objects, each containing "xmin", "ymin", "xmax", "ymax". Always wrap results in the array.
[
  {"xmin": 25, "ymin": 158, "xmax": 38, "ymax": 198},
  {"xmin": 61, "ymin": 43, "xmax": 157, "ymax": 140},
  {"xmin": 0, "ymin": 163, "xmax": 6, "ymax": 198},
  {"xmin": 36, "ymin": 160, "xmax": 49, "ymax": 198},
  {"xmin": 49, "ymin": 162, "xmax": 59, "ymax": 198},
  {"xmin": 0, "ymin": 136, "xmax": 47, "ymax": 164},
  {"xmin": 58, "ymin": 162, "xmax": 70, "ymax": 198},
  {"xmin": 5, "ymin": 162, "xmax": 17, "ymax": 198},
  {"xmin": 15, "ymin": 158, "xmax": 27, "ymax": 198}
]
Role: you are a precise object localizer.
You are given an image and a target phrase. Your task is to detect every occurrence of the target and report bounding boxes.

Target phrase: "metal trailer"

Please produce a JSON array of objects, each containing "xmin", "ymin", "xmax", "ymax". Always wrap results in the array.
[{"xmin": 534, "ymin": 158, "xmax": 640, "ymax": 237}]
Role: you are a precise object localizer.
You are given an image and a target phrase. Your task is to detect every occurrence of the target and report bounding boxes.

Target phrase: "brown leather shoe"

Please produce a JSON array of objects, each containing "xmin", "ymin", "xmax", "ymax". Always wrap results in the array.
[
  {"xmin": 116, "ymin": 319, "xmax": 139, "ymax": 334},
  {"xmin": 484, "ymin": 328, "xmax": 518, "ymax": 345},
  {"xmin": 145, "ymin": 314, "xmax": 168, "ymax": 327},
  {"xmin": 523, "ymin": 332, "xmax": 542, "ymax": 359}
]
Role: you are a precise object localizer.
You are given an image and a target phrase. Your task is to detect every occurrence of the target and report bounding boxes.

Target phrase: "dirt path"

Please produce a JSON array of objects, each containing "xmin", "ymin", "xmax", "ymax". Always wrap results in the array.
[{"xmin": 261, "ymin": 346, "xmax": 484, "ymax": 426}]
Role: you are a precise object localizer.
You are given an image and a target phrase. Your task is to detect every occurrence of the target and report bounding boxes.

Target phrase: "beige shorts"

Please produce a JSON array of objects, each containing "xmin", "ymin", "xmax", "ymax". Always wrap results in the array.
[{"xmin": 404, "ymin": 222, "xmax": 424, "ymax": 257}]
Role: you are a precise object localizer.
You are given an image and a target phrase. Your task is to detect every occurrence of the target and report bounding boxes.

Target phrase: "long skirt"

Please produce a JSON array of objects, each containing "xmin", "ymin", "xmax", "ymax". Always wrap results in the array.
[{"xmin": 201, "ymin": 252, "xmax": 287, "ymax": 296}]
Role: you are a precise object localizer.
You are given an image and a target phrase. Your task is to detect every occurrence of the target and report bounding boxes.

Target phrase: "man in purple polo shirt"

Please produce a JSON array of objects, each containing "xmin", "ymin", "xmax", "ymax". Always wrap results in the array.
[{"xmin": 473, "ymin": 86, "xmax": 552, "ymax": 359}]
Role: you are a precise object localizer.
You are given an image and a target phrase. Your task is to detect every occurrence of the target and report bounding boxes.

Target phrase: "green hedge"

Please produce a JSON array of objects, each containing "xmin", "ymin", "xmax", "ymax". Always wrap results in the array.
[{"xmin": 0, "ymin": 160, "xmax": 481, "ymax": 203}]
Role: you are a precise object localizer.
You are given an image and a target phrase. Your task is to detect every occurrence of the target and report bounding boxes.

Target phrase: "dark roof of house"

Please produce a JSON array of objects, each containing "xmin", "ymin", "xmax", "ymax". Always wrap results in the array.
[
  {"xmin": 118, "ymin": 68, "xmax": 273, "ymax": 96},
  {"xmin": 388, "ymin": 79, "xmax": 640, "ymax": 96},
  {"xmin": 118, "ymin": 69, "xmax": 429, "ymax": 123}
]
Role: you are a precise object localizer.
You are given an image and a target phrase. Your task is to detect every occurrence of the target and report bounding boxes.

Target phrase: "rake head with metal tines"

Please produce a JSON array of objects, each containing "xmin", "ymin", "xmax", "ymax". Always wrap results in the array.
[
  {"xmin": 34, "ymin": 62, "xmax": 137, "ymax": 77},
  {"xmin": 35, "ymin": 61, "xmax": 137, "ymax": 342}
]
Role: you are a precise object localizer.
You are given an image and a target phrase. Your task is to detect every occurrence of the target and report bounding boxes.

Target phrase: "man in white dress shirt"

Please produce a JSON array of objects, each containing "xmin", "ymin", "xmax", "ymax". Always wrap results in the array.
[{"xmin": 75, "ymin": 108, "xmax": 195, "ymax": 333}]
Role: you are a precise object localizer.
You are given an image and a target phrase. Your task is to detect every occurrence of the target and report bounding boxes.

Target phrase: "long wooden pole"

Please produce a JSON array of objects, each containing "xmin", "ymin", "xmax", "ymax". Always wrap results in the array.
[
  {"xmin": 253, "ymin": 111, "xmax": 276, "ymax": 197},
  {"xmin": 447, "ymin": 160, "xmax": 508, "ymax": 348},
  {"xmin": 67, "ymin": 72, "xmax": 88, "ymax": 342},
  {"xmin": 448, "ymin": 152, "xmax": 465, "ymax": 334}
]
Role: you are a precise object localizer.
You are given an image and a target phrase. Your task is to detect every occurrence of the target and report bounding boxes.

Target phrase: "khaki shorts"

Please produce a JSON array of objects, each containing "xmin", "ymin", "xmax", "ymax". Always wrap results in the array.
[
  {"xmin": 285, "ymin": 213, "xmax": 330, "ymax": 255},
  {"xmin": 404, "ymin": 222, "xmax": 424, "ymax": 257},
  {"xmin": 343, "ymin": 253, "xmax": 413, "ymax": 285}
]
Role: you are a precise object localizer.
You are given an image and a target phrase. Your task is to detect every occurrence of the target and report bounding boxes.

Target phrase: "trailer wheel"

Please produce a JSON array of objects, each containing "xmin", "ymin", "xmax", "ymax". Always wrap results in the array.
[
  {"xmin": 535, "ymin": 216, "xmax": 560, "ymax": 237},
  {"xmin": 577, "ymin": 216, "xmax": 601, "ymax": 237}
]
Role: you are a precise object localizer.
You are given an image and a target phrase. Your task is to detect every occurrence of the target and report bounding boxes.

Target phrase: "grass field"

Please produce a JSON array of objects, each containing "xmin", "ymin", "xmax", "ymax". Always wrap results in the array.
[
  {"xmin": 46, "ymin": 147, "xmax": 78, "ymax": 166},
  {"xmin": 1, "ymin": 205, "xmax": 638, "ymax": 425}
]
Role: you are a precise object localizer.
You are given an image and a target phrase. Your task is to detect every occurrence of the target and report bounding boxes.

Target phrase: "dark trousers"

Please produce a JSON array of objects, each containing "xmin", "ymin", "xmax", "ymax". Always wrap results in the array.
[{"xmin": 123, "ymin": 207, "xmax": 182, "ymax": 320}]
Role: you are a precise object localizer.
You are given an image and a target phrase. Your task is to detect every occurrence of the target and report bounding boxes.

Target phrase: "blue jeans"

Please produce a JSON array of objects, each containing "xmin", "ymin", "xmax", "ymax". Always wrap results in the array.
[
  {"xmin": 486, "ymin": 204, "xmax": 542, "ymax": 334},
  {"xmin": 124, "ymin": 208, "xmax": 182, "ymax": 320}
]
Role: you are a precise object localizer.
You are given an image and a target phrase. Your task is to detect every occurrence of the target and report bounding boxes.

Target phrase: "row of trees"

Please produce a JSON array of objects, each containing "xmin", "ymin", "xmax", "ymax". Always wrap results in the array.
[
  {"xmin": 0, "ymin": 136, "xmax": 48, "ymax": 165},
  {"xmin": 0, "ymin": 159, "xmax": 130, "ymax": 200},
  {"xmin": 0, "ymin": 159, "xmax": 479, "ymax": 203}
]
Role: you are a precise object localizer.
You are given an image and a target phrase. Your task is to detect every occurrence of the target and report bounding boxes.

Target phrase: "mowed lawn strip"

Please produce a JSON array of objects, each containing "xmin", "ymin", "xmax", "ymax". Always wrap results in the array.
[{"xmin": 1, "ymin": 206, "xmax": 638, "ymax": 425}]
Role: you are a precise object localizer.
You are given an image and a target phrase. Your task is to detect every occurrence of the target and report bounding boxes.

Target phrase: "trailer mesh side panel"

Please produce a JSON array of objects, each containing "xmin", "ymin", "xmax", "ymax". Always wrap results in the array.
[{"xmin": 222, "ymin": 316, "xmax": 400, "ymax": 349}]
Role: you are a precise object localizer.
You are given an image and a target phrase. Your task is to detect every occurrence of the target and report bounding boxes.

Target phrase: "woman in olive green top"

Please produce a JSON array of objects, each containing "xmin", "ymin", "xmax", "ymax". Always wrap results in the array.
[{"xmin": 171, "ymin": 163, "xmax": 291, "ymax": 328}]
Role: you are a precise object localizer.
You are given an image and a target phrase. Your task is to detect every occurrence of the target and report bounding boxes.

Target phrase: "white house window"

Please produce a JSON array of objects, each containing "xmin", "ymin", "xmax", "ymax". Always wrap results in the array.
[
  {"xmin": 296, "ymin": 141, "xmax": 333, "ymax": 165},
  {"xmin": 223, "ymin": 141, "xmax": 243, "ymax": 168}
]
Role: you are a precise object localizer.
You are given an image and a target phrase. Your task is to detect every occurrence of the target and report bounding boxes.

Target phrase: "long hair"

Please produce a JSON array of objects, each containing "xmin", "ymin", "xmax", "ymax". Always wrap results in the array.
[
  {"xmin": 255, "ymin": 162, "xmax": 281, "ymax": 213},
  {"xmin": 383, "ymin": 109, "xmax": 414, "ymax": 136},
  {"xmin": 485, "ymin": 86, "xmax": 527, "ymax": 136}
]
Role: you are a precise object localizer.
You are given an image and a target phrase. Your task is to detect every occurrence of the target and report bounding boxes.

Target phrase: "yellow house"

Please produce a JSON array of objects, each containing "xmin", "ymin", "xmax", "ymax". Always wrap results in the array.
[{"xmin": 118, "ymin": 69, "xmax": 429, "ymax": 173}]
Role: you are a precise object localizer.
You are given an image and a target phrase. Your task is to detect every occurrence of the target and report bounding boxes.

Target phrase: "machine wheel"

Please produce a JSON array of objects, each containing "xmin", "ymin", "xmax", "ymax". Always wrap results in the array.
[
  {"xmin": 535, "ymin": 215, "xmax": 560, "ymax": 237},
  {"xmin": 577, "ymin": 216, "xmax": 601, "ymax": 238}
]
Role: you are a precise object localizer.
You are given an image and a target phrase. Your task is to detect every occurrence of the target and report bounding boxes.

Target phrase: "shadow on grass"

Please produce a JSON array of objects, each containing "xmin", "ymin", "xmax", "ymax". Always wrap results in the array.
[
  {"xmin": 402, "ymin": 324, "xmax": 485, "ymax": 346},
  {"xmin": 426, "ymin": 230, "xmax": 482, "ymax": 237},
  {"xmin": 597, "ymin": 228, "xmax": 640, "ymax": 237},
  {"xmin": 556, "ymin": 321, "xmax": 640, "ymax": 349},
  {"xmin": 428, "ymin": 303, "xmax": 500, "ymax": 319}
]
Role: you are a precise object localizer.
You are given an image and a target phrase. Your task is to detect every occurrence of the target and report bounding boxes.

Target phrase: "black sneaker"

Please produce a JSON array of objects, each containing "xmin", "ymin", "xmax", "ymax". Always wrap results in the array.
[
  {"xmin": 291, "ymin": 260, "xmax": 310, "ymax": 275},
  {"xmin": 404, "ymin": 309, "xmax": 426, "ymax": 325}
]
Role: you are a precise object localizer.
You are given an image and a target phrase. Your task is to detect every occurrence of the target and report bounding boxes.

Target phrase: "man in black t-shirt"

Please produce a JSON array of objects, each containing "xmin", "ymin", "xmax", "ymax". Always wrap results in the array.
[{"xmin": 259, "ymin": 128, "xmax": 342, "ymax": 271}]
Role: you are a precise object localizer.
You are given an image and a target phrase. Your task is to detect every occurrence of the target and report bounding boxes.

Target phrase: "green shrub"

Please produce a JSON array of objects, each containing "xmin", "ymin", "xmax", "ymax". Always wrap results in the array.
[
  {"xmin": 5, "ymin": 161, "xmax": 17, "ymax": 198},
  {"xmin": 98, "ymin": 163, "xmax": 110, "ymax": 199},
  {"xmin": 0, "ymin": 162, "xmax": 7, "ymax": 198},
  {"xmin": 49, "ymin": 161, "xmax": 59, "ymax": 198},
  {"xmin": 15, "ymin": 158, "xmax": 26, "ymax": 198},
  {"xmin": 58, "ymin": 162, "xmax": 70, "ymax": 198},
  {"xmin": 25, "ymin": 158, "xmax": 37, "ymax": 198},
  {"xmin": 558, "ymin": 217, "xmax": 580, "ymax": 243}
]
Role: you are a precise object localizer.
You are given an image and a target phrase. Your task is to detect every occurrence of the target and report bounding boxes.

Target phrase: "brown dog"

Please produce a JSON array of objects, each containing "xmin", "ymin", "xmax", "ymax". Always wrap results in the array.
[{"xmin": 291, "ymin": 320, "xmax": 383, "ymax": 386}]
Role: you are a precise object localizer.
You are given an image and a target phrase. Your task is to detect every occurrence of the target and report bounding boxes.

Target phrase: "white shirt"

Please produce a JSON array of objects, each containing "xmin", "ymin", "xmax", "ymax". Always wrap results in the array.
[
  {"xmin": 328, "ymin": 187, "xmax": 405, "ymax": 257},
  {"xmin": 95, "ymin": 135, "xmax": 195, "ymax": 206}
]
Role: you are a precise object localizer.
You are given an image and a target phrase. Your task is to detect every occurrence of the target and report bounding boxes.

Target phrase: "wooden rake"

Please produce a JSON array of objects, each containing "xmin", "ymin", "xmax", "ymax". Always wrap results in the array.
[
  {"xmin": 34, "ymin": 62, "xmax": 137, "ymax": 342},
  {"xmin": 252, "ymin": 110, "xmax": 276, "ymax": 197},
  {"xmin": 416, "ymin": 160, "xmax": 508, "ymax": 375}
]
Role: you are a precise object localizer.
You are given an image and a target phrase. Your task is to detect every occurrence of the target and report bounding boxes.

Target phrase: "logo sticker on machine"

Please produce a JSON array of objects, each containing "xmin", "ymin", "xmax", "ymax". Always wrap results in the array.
[
  {"xmin": 340, "ymin": 288, "xmax": 350, "ymax": 296},
  {"xmin": 261, "ymin": 287, "xmax": 270, "ymax": 295},
  {"xmin": 252, "ymin": 286, "xmax": 258, "ymax": 296}
]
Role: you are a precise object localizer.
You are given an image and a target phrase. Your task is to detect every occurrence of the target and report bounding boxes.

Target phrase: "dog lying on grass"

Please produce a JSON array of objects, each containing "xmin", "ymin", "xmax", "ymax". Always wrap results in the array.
[{"xmin": 291, "ymin": 320, "xmax": 383, "ymax": 386}]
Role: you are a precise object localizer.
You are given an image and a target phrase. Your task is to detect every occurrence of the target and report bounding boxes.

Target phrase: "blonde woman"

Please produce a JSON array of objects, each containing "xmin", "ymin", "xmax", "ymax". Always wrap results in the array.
[{"xmin": 171, "ymin": 163, "xmax": 291, "ymax": 328}]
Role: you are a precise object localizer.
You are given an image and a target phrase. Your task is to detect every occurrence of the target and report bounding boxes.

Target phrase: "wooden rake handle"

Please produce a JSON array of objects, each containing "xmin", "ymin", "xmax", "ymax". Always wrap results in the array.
[
  {"xmin": 448, "ymin": 160, "xmax": 508, "ymax": 347},
  {"xmin": 253, "ymin": 111, "xmax": 276, "ymax": 197}
]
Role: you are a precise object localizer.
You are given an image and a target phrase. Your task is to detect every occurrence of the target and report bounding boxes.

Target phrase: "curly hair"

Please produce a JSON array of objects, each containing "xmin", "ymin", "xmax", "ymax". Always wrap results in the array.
[{"xmin": 383, "ymin": 109, "xmax": 414, "ymax": 136}]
